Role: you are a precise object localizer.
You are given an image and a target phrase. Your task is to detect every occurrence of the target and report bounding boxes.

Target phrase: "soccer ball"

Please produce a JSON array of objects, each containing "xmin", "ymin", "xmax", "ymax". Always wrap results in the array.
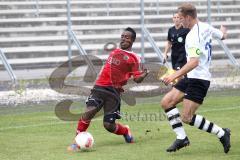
[{"xmin": 75, "ymin": 132, "xmax": 94, "ymax": 150}]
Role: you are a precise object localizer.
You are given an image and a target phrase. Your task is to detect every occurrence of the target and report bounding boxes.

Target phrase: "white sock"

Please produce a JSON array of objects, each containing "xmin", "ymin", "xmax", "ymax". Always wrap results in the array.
[
  {"xmin": 165, "ymin": 107, "xmax": 187, "ymax": 140},
  {"xmin": 190, "ymin": 114, "xmax": 225, "ymax": 138}
]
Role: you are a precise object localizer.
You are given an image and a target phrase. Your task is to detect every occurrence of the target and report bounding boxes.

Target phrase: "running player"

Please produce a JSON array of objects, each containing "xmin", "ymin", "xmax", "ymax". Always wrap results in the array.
[
  {"xmin": 160, "ymin": 3, "xmax": 231, "ymax": 153},
  {"xmin": 163, "ymin": 13, "xmax": 190, "ymax": 70},
  {"xmin": 67, "ymin": 27, "xmax": 149, "ymax": 151}
]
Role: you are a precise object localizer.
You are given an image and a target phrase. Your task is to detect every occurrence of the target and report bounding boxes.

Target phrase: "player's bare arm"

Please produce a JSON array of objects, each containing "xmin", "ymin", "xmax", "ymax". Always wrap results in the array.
[
  {"xmin": 163, "ymin": 41, "xmax": 172, "ymax": 63},
  {"xmin": 162, "ymin": 57, "xmax": 199, "ymax": 85},
  {"xmin": 133, "ymin": 69, "xmax": 149, "ymax": 83}
]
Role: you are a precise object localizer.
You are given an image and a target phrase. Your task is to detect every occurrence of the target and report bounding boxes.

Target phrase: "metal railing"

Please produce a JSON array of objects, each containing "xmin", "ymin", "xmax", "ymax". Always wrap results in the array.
[
  {"xmin": 140, "ymin": 0, "xmax": 166, "ymax": 65},
  {"xmin": 156, "ymin": 0, "xmax": 160, "ymax": 15},
  {"xmin": 106, "ymin": 0, "xmax": 110, "ymax": 16},
  {"xmin": 66, "ymin": 0, "xmax": 97, "ymax": 76},
  {"xmin": 216, "ymin": 39, "xmax": 240, "ymax": 67},
  {"xmin": 67, "ymin": 0, "xmax": 73, "ymax": 72},
  {"xmin": 142, "ymin": 26, "xmax": 171, "ymax": 68},
  {"xmin": 140, "ymin": 0, "xmax": 145, "ymax": 63},
  {"xmin": 35, "ymin": 0, "xmax": 40, "ymax": 17},
  {"xmin": 142, "ymin": 27, "xmax": 164, "ymax": 62},
  {"xmin": 0, "ymin": 49, "xmax": 17, "ymax": 85},
  {"xmin": 207, "ymin": 0, "xmax": 240, "ymax": 68},
  {"xmin": 69, "ymin": 30, "xmax": 97, "ymax": 76},
  {"xmin": 66, "ymin": 0, "xmax": 239, "ymax": 70}
]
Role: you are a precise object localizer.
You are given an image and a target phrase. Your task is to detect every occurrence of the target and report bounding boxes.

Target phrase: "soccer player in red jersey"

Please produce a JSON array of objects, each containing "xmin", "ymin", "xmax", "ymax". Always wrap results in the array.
[{"xmin": 68, "ymin": 27, "xmax": 149, "ymax": 151}]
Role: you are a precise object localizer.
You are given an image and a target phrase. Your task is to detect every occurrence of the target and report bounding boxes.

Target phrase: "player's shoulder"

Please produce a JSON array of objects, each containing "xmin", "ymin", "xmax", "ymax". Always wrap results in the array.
[
  {"xmin": 111, "ymin": 48, "xmax": 121, "ymax": 54},
  {"xmin": 124, "ymin": 50, "xmax": 141, "ymax": 62},
  {"xmin": 182, "ymin": 27, "xmax": 190, "ymax": 33},
  {"xmin": 186, "ymin": 28, "xmax": 196, "ymax": 40},
  {"xmin": 196, "ymin": 22, "xmax": 215, "ymax": 34},
  {"xmin": 169, "ymin": 26, "xmax": 175, "ymax": 30},
  {"xmin": 185, "ymin": 27, "xmax": 200, "ymax": 46},
  {"xmin": 118, "ymin": 48, "xmax": 137, "ymax": 56}
]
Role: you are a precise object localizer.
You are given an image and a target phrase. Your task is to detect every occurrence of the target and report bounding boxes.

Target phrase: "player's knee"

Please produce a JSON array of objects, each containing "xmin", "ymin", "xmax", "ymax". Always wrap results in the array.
[
  {"xmin": 181, "ymin": 114, "xmax": 192, "ymax": 124},
  {"xmin": 160, "ymin": 97, "xmax": 169, "ymax": 109},
  {"xmin": 161, "ymin": 97, "xmax": 176, "ymax": 110},
  {"xmin": 103, "ymin": 122, "xmax": 115, "ymax": 133}
]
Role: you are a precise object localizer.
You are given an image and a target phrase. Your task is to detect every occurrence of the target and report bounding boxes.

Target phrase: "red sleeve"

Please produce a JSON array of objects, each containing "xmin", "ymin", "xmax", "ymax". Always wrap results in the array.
[{"xmin": 129, "ymin": 55, "xmax": 143, "ymax": 79}]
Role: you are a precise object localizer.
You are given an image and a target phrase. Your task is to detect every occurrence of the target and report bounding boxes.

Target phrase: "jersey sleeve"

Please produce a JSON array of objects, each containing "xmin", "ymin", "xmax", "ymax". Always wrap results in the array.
[
  {"xmin": 187, "ymin": 47, "xmax": 202, "ymax": 58},
  {"xmin": 185, "ymin": 31, "xmax": 202, "ymax": 58},
  {"xmin": 129, "ymin": 55, "xmax": 143, "ymax": 78}
]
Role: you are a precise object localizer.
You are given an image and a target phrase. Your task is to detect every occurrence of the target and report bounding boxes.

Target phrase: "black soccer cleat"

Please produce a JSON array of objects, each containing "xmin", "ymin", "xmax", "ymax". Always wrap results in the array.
[
  {"xmin": 166, "ymin": 137, "xmax": 190, "ymax": 152},
  {"xmin": 219, "ymin": 128, "xmax": 231, "ymax": 153}
]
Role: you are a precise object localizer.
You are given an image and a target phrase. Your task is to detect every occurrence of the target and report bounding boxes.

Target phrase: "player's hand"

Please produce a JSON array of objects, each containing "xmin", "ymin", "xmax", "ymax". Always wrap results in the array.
[
  {"xmin": 142, "ymin": 69, "xmax": 149, "ymax": 78},
  {"xmin": 133, "ymin": 69, "xmax": 149, "ymax": 83},
  {"xmin": 220, "ymin": 25, "xmax": 227, "ymax": 39},
  {"xmin": 161, "ymin": 74, "xmax": 175, "ymax": 86}
]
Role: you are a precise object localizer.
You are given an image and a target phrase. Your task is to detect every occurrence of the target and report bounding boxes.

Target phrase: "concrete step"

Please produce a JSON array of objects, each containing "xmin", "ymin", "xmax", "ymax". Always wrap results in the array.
[
  {"xmin": 1, "ymin": 5, "xmax": 240, "ymax": 18},
  {"xmin": 1, "ymin": 30, "xmax": 240, "ymax": 47},
  {"xmin": 1, "ymin": 13, "xmax": 240, "ymax": 27},
  {"xmin": 1, "ymin": 49, "xmax": 240, "ymax": 70},
  {"xmin": 0, "ymin": 57, "xmax": 239, "ymax": 83},
  {"xmin": 0, "ymin": 0, "xmax": 238, "ymax": 6},
  {"xmin": 0, "ymin": 0, "xmax": 239, "ymax": 72},
  {"xmin": 0, "ymin": 21, "xmax": 240, "ymax": 36},
  {"xmin": 1, "ymin": 39, "xmax": 240, "ymax": 59}
]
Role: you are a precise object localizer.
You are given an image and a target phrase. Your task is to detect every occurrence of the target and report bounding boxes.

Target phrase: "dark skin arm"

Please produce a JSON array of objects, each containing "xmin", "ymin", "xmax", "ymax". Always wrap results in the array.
[{"xmin": 133, "ymin": 69, "xmax": 149, "ymax": 83}]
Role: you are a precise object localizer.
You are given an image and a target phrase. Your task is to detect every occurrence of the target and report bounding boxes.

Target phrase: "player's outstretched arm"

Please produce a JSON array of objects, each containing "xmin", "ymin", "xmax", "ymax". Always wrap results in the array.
[{"xmin": 133, "ymin": 69, "xmax": 149, "ymax": 83}]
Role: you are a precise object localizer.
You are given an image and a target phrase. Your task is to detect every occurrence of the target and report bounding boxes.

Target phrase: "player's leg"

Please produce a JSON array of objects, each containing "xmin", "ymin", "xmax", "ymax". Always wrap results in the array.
[
  {"xmin": 67, "ymin": 106, "xmax": 99, "ymax": 152},
  {"xmin": 182, "ymin": 99, "xmax": 231, "ymax": 153},
  {"xmin": 67, "ymin": 88, "xmax": 103, "ymax": 151},
  {"xmin": 182, "ymin": 79, "xmax": 231, "ymax": 153},
  {"xmin": 161, "ymin": 78, "xmax": 189, "ymax": 152},
  {"xmin": 103, "ymin": 114, "xmax": 133, "ymax": 143},
  {"xmin": 76, "ymin": 106, "xmax": 99, "ymax": 134},
  {"xmin": 76, "ymin": 87, "xmax": 104, "ymax": 134},
  {"xmin": 102, "ymin": 89, "xmax": 134, "ymax": 143}
]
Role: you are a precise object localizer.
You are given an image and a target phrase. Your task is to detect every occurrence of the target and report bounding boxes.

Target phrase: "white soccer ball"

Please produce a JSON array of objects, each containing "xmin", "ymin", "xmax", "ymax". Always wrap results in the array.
[{"xmin": 75, "ymin": 132, "xmax": 94, "ymax": 150}]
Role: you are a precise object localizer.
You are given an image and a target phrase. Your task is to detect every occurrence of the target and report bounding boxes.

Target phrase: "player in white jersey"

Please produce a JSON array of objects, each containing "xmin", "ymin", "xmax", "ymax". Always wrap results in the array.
[
  {"xmin": 160, "ymin": 3, "xmax": 231, "ymax": 153},
  {"xmin": 185, "ymin": 21, "xmax": 223, "ymax": 80}
]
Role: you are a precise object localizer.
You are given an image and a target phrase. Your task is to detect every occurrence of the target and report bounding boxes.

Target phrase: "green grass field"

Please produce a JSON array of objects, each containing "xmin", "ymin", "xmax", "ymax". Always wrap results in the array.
[{"xmin": 0, "ymin": 90, "xmax": 240, "ymax": 160}]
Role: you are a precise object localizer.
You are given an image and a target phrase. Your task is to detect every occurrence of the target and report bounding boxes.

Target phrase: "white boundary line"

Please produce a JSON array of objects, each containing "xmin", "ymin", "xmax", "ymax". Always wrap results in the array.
[
  {"xmin": 0, "ymin": 106, "xmax": 239, "ymax": 131},
  {"xmin": 199, "ymin": 105, "xmax": 240, "ymax": 113}
]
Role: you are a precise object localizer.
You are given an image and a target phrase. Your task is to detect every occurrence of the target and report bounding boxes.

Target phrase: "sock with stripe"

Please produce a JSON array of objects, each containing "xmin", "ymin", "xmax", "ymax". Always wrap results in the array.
[
  {"xmin": 165, "ymin": 106, "xmax": 187, "ymax": 139},
  {"xmin": 114, "ymin": 123, "xmax": 128, "ymax": 135},
  {"xmin": 76, "ymin": 118, "xmax": 91, "ymax": 134},
  {"xmin": 189, "ymin": 114, "xmax": 225, "ymax": 138}
]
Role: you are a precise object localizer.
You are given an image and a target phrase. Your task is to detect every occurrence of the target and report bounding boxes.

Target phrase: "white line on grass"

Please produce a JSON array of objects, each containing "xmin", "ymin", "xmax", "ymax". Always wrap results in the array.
[
  {"xmin": 199, "ymin": 105, "xmax": 240, "ymax": 113},
  {"xmin": 0, "ymin": 106, "xmax": 239, "ymax": 131}
]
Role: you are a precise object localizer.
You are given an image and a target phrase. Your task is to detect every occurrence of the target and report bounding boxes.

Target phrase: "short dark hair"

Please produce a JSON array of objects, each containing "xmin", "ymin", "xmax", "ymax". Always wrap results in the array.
[
  {"xmin": 124, "ymin": 27, "xmax": 136, "ymax": 42},
  {"xmin": 177, "ymin": 3, "xmax": 197, "ymax": 19}
]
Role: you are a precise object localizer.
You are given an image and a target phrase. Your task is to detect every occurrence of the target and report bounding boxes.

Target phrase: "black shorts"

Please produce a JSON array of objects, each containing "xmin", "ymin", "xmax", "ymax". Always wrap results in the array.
[
  {"xmin": 171, "ymin": 55, "xmax": 187, "ymax": 70},
  {"xmin": 174, "ymin": 77, "xmax": 210, "ymax": 104},
  {"xmin": 85, "ymin": 85, "xmax": 121, "ymax": 123},
  {"xmin": 172, "ymin": 61, "xmax": 186, "ymax": 70}
]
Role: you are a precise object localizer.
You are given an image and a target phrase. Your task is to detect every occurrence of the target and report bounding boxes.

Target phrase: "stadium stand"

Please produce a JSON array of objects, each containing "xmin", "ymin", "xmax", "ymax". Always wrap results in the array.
[{"xmin": 0, "ymin": 0, "xmax": 239, "ymax": 72}]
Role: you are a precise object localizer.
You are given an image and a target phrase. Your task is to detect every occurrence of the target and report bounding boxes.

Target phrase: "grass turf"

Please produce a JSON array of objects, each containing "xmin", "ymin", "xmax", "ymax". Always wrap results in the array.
[{"xmin": 0, "ymin": 90, "xmax": 240, "ymax": 160}]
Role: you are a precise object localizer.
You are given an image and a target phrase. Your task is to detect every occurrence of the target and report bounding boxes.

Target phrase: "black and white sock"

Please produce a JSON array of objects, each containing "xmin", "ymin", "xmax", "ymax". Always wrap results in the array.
[
  {"xmin": 165, "ymin": 106, "xmax": 187, "ymax": 139},
  {"xmin": 189, "ymin": 114, "xmax": 224, "ymax": 138}
]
